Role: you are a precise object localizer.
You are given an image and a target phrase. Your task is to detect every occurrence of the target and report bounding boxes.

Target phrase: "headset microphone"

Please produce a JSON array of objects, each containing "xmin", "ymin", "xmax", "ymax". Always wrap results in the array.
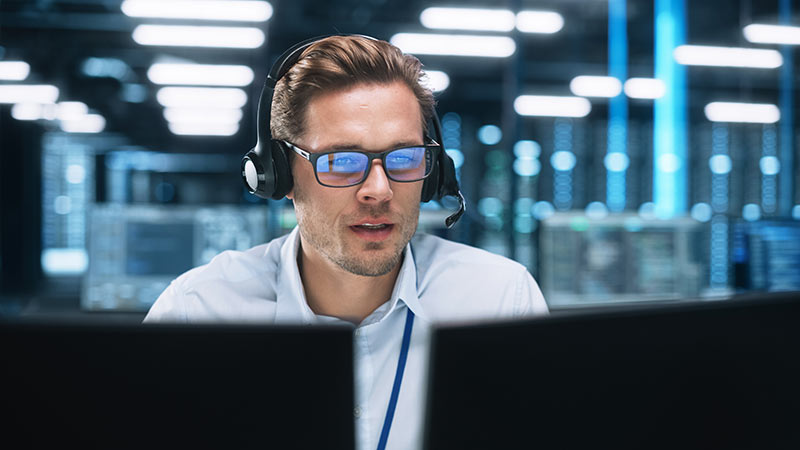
[{"xmin": 242, "ymin": 34, "xmax": 466, "ymax": 228}]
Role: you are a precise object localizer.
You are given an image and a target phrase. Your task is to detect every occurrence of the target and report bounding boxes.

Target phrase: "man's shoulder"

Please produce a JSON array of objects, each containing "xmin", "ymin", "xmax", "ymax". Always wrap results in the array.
[
  {"xmin": 144, "ymin": 233, "xmax": 292, "ymax": 323},
  {"xmin": 410, "ymin": 233, "xmax": 548, "ymax": 320},
  {"xmin": 411, "ymin": 232, "xmax": 526, "ymax": 273},
  {"xmin": 176, "ymin": 233, "xmax": 287, "ymax": 287}
]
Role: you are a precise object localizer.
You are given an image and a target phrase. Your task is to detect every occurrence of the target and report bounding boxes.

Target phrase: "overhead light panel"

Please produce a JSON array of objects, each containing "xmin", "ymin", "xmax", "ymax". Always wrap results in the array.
[
  {"xmin": 704, "ymin": 102, "xmax": 780, "ymax": 124},
  {"xmin": 148, "ymin": 63, "xmax": 255, "ymax": 86},
  {"xmin": 156, "ymin": 87, "xmax": 248, "ymax": 108},
  {"xmin": 163, "ymin": 107, "xmax": 243, "ymax": 124},
  {"xmin": 514, "ymin": 95, "xmax": 591, "ymax": 118},
  {"xmin": 516, "ymin": 11, "xmax": 564, "ymax": 34},
  {"xmin": 422, "ymin": 70, "xmax": 450, "ymax": 93},
  {"xmin": 60, "ymin": 114, "xmax": 106, "ymax": 133},
  {"xmin": 0, "ymin": 61, "xmax": 31, "ymax": 81},
  {"xmin": 168, "ymin": 122, "xmax": 240, "ymax": 136},
  {"xmin": 133, "ymin": 25, "xmax": 265, "ymax": 49},
  {"xmin": 623, "ymin": 78, "xmax": 666, "ymax": 99},
  {"xmin": 743, "ymin": 24, "xmax": 800, "ymax": 45},
  {"xmin": 390, "ymin": 33, "xmax": 515, "ymax": 58},
  {"xmin": 56, "ymin": 101, "xmax": 89, "ymax": 121},
  {"xmin": 0, "ymin": 85, "xmax": 59, "ymax": 104},
  {"xmin": 121, "ymin": 0, "xmax": 273, "ymax": 22},
  {"xmin": 569, "ymin": 76, "xmax": 622, "ymax": 98},
  {"xmin": 420, "ymin": 7, "xmax": 515, "ymax": 32},
  {"xmin": 673, "ymin": 45, "xmax": 782, "ymax": 69}
]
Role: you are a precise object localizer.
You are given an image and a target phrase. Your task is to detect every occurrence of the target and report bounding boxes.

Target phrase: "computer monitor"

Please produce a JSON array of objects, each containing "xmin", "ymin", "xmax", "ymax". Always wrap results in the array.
[
  {"xmin": 2, "ymin": 321, "xmax": 355, "ymax": 450},
  {"xmin": 423, "ymin": 292, "xmax": 800, "ymax": 450}
]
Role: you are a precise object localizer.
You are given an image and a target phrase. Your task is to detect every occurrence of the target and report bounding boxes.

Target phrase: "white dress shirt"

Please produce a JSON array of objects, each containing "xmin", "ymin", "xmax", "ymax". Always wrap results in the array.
[{"xmin": 144, "ymin": 226, "xmax": 549, "ymax": 450}]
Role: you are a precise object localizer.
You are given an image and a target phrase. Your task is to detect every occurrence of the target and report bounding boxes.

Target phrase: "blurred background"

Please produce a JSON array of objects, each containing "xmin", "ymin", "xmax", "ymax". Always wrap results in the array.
[{"xmin": 1, "ymin": 0, "xmax": 798, "ymax": 322}]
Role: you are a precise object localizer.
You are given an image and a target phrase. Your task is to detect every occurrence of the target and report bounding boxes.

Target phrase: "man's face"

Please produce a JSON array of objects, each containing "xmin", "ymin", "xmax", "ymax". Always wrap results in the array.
[{"xmin": 287, "ymin": 81, "xmax": 424, "ymax": 277}]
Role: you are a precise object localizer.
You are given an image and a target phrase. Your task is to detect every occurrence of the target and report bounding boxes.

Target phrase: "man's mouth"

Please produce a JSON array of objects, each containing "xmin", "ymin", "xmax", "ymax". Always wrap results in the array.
[{"xmin": 349, "ymin": 221, "xmax": 395, "ymax": 241}]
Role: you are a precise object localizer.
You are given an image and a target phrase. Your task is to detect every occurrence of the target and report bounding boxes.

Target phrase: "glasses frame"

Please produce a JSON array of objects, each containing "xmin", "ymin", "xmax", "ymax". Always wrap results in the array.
[{"xmin": 283, "ymin": 140, "xmax": 442, "ymax": 188}]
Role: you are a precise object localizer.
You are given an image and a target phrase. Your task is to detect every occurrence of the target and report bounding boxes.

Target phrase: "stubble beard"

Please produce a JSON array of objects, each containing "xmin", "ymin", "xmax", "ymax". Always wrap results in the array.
[{"xmin": 294, "ymin": 198, "xmax": 419, "ymax": 277}]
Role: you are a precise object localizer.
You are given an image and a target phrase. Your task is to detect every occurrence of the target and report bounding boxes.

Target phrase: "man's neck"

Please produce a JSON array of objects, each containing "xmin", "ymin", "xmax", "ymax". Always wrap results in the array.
[{"xmin": 297, "ymin": 241, "xmax": 403, "ymax": 325}]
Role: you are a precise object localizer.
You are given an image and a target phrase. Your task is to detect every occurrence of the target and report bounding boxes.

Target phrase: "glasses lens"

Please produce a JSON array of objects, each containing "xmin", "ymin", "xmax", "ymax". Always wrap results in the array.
[
  {"xmin": 385, "ymin": 147, "xmax": 430, "ymax": 181},
  {"xmin": 316, "ymin": 152, "xmax": 369, "ymax": 186}
]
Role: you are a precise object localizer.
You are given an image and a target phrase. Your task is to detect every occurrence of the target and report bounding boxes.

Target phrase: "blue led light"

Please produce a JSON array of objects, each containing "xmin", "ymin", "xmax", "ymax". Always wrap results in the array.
[
  {"xmin": 513, "ymin": 140, "xmax": 540, "ymax": 158},
  {"xmin": 638, "ymin": 202, "xmax": 656, "ymax": 219},
  {"xmin": 793, "ymin": 205, "xmax": 800, "ymax": 220},
  {"xmin": 604, "ymin": 152, "xmax": 629, "ymax": 172},
  {"xmin": 478, "ymin": 197, "xmax": 503, "ymax": 217},
  {"xmin": 532, "ymin": 201, "xmax": 555, "ymax": 220},
  {"xmin": 550, "ymin": 151, "xmax": 576, "ymax": 171},
  {"xmin": 742, "ymin": 203, "xmax": 761, "ymax": 222},
  {"xmin": 585, "ymin": 201, "xmax": 609, "ymax": 219},
  {"xmin": 759, "ymin": 156, "xmax": 781, "ymax": 176},
  {"xmin": 515, "ymin": 197, "xmax": 534, "ymax": 215},
  {"xmin": 477, "ymin": 125, "xmax": 502, "ymax": 146},
  {"xmin": 513, "ymin": 158, "xmax": 541, "ymax": 177},
  {"xmin": 690, "ymin": 202, "xmax": 712, "ymax": 222},
  {"xmin": 708, "ymin": 154, "xmax": 732, "ymax": 175}
]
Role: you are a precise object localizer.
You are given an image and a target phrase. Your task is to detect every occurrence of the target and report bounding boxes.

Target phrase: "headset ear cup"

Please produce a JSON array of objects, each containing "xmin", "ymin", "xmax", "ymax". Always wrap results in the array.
[{"xmin": 270, "ymin": 140, "xmax": 294, "ymax": 199}]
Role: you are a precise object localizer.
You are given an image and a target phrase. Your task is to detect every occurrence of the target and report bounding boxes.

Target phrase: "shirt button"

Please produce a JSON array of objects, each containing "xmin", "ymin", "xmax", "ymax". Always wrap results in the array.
[{"xmin": 353, "ymin": 406, "xmax": 362, "ymax": 418}]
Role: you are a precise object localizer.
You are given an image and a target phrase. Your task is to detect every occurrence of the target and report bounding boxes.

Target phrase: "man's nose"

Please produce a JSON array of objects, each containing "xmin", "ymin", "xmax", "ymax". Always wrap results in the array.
[{"xmin": 357, "ymin": 160, "xmax": 393, "ymax": 204}]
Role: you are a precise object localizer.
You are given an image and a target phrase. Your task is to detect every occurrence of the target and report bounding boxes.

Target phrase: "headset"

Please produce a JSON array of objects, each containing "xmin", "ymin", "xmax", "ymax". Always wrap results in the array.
[{"xmin": 241, "ymin": 34, "xmax": 466, "ymax": 228}]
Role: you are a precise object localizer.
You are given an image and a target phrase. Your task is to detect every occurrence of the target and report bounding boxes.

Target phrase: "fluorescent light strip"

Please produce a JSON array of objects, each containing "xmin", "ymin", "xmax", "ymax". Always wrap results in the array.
[
  {"xmin": 420, "ymin": 7, "xmax": 515, "ymax": 32},
  {"xmin": 623, "ymin": 78, "xmax": 666, "ymax": 99},
  {"xmin": 569, "ymin": 75, "xmax": 622, "ymax": 98},
  {"xmin": 514, "ymin": 95, "xmax": 591, "ymax": 118},
  {"xmin": 157, "ymin": 87, "xmax": 248, "ymax": 108},
  {"xmin": 168, "ymin": 122, "xmax": 239, "ymax": 136},
  {"xmin": 704, "ymin": 102, "xmax": 780, "ymax": 123},
  {"xmin": 60, "ymin": 114, "xmax": 106, "ymax": 133},
  {"xmin": 163, "ymin": 107, "xmax": 243, "ymax": 124},
  {"xmin": 148, "ymin": 63, "xmax": 254, "ymax": 86},
  {"xmin": 56, "ymin": 101, "xmax": 89, "ymax": 121},
  {"xmin": 121, "ymin": 0, "xmax": 273, "ymax": 22},
  {"xmin": 390, "ymin": 33, "xmax": 515, "ymax": 57},
  {"xmin": 0, "ymin": 61, "xmax": 31, "ymax": 81},
  {"xmin": 744, "ymin": 24, "xmax": 800, "ymax": 45},
  {"xmin": 516, "ymin": 11, "xmax": 564, "ymax": 34},
  {"xmin": 0, "ymin": 85, "xmax": 59, "ymax": 104},
  {"xmin": 133, "ymin": 25, "xmax": 265, "ymax": 49},
  {"xmin": 674, "ymin": 45, "xmax": 782, "ymax": 68},
  {"xmin": 422, "ymin": 70, "xmax": 450, "ymax": 93}
]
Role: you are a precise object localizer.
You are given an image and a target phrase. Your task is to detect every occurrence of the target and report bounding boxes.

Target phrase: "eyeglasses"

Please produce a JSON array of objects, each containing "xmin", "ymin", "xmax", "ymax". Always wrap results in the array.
[{"xmin": 284, "ymin": 140, "xmax": 441, "ymax": 188}]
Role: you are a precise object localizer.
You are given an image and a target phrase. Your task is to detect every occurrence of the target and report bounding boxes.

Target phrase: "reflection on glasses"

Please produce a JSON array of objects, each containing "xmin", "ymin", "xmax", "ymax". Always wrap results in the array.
[{"xmin": 284, "ymin": 140, "xmax": 440, "ymax": 188}]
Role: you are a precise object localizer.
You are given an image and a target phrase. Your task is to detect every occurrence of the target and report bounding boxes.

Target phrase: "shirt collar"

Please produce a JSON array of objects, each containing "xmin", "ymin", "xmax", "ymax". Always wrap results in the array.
[{"xmin": 273, "ymin": 226, "xmax": 428, "ymax": 326}]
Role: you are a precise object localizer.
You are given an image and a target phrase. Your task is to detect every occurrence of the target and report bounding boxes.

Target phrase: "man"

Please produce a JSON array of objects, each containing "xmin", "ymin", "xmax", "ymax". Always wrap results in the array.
[{"xmin": 145, "ymin": 35, "xmax": 548, "ymax": 450}]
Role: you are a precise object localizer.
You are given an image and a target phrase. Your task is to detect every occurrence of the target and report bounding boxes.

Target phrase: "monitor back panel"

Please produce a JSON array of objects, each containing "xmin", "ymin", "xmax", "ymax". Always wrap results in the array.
[
  {"xmin": 424, "ymin": 293, "xmax": 800, "ymax": 450},
  {"xmin": 2, "ymin": 323, "xmax": 354, "ymax": 450}
]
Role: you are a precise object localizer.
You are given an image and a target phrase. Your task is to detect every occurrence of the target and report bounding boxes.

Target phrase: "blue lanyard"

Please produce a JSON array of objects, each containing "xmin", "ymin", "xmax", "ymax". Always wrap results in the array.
[{"xmin": 375, "ymin": 307, "xmax": 415, "ymax": 450}]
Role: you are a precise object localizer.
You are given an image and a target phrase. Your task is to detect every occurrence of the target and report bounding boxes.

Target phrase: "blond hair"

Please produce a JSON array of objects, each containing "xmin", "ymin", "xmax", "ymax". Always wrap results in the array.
[{"xmin": 270, "ymin": 35, "xmax": 435, "ymax": 142}]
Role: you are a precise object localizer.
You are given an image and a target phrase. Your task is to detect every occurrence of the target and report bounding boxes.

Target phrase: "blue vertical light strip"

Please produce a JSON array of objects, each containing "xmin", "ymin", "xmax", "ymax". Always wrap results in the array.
[
  {"xmin": 607, "ymin": 0, "xmax": 628, "ymax": 212},
  {"xmin": 779, "ymin": 0, "xmax": 794, "ymax": 217},
  {"xmin": 653, "ymin": 0, "xmax": 688, "ymax": 218}
]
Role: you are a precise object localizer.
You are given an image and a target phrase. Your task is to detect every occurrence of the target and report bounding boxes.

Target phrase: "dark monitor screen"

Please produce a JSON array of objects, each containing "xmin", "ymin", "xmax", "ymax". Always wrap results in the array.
[
  {"xmin": 2, "ymin": 322, "xmax": 355, "ymax": 450},
  {"xmin": 424, "ymin": 292, "xmax": 800, "ymax": 450}
]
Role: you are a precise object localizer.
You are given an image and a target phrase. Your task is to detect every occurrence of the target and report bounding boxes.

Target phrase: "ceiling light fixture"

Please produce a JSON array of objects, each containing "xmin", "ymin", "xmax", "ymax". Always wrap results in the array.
[
  {"xmin": 121, "ymin": 0, "xmax": 273, "ymax": 22},
  {"xmin": 148, "ymin": 63, "xmax": 255, "ymax": 86},
  {"xmin": 673, "ymin": 45, "xmax": 782, "ymax": 69},
  {"xmin": 569, "ymin": 76, "xmax": 622, "ymax": 98},
  {"xmin": 133, "ymin": 25, "xmax": 265, "ymax": 49},
  {"xmin": 514, "ymin": 95, "xmax": 592, "ymax": 118},
  {"xmin": 390, "ymin": 33, "xmax": 515, "ymax": 57}
]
